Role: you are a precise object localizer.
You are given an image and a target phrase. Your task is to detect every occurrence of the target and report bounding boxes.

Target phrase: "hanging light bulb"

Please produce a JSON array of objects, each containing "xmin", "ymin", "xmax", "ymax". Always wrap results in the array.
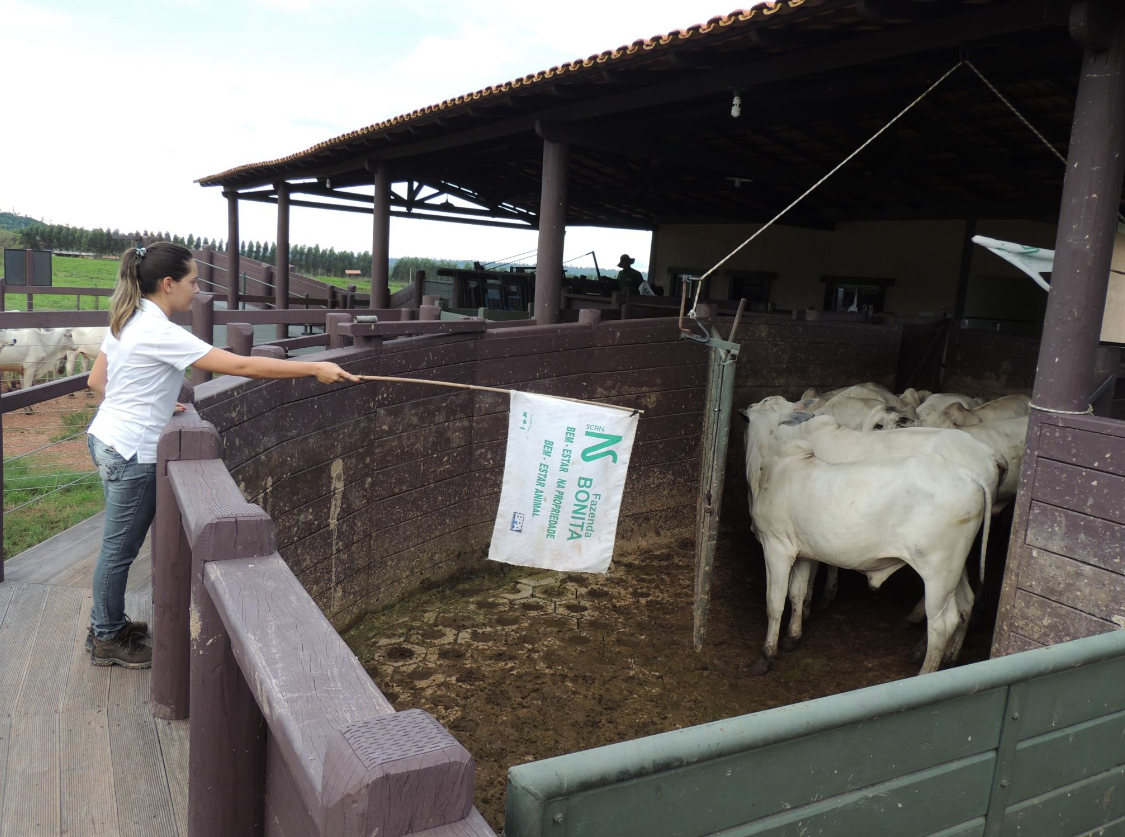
[{"xmin": 731, "ymin": 90, "xmax": 743, "ymax": 118}]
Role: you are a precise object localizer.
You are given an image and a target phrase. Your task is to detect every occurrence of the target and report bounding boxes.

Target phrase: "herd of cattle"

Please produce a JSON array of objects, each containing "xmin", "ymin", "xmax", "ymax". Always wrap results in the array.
[
  {"xmin": 0, "ymin": 327, "xmax": 107, "ymax": 394},
  {"xmin": 740, "ymin": 382, "xmax": 1032, "ymax": 677}
]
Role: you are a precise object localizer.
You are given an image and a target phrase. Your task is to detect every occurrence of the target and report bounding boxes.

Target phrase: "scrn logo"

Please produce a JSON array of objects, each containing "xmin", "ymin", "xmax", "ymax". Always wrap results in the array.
[
  {"xmin": 510, "ymin": 512, "xmax": 525, "ymax": 533},
  {"xmin": 519, "ymin": 411, "xmax": 533, "ymax": 433}
]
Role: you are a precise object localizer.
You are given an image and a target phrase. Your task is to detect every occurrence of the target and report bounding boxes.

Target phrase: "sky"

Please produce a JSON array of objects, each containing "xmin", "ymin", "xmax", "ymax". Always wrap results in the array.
[{"xmin": 0, "ymin": 0, "xmax": 744, "ymax": 270}]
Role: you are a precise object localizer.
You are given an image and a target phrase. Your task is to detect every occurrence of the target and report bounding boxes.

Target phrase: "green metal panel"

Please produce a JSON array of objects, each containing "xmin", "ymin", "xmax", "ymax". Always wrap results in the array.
[
  {"xmin": 1001, "ymin": 765, "xmax": 1125, "ymax": 837},
  {"xmin": 505, "ymin": 631, "xmax": 1125, "ymax": 837},
  {"xmin": 1016, "ymin": 656, "xmax": 1125, "ymax": 739},
  {"xmin": 555, "ymin": 692, "xmax": 1003, "ymax": 837},
  {"xmin": 1009, "ymin": 710, "xmax": 1125, "ymax": 804},
  {"xmin": 732, "ymin": 755, "xmax": 995, "ymax": 837},
  {"xmin": 1074, "ymin": 812, "xmax": 1125, "ymax": 837}
]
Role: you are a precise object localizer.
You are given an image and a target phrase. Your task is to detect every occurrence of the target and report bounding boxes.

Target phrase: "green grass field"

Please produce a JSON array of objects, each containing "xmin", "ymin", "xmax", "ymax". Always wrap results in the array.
[
  {"xmin": 5, "ymin": 256, "xmax": 119, "ymax": 311},
  {"xmin": 4, "ymin": 257, "xmax": 406, "ymax": 311}
]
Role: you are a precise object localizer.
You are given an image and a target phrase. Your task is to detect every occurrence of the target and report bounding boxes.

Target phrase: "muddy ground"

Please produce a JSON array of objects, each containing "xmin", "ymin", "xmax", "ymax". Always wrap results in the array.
[{"xmin": 343, "ymin": 534, "xmax": 995, "ymax": 832}]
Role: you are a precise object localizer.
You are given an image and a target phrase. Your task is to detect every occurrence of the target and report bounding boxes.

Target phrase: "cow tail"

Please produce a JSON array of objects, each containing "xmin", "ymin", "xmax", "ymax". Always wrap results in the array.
[{"xmin": 976, "ymin": 477, "xmax": 992, "ymax": 585}]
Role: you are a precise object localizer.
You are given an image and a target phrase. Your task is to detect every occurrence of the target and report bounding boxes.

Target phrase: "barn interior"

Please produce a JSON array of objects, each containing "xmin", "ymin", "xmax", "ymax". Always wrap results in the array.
[{"xmin": 196, "ymin": 0, "xmax": 1125, "ymax": 669}]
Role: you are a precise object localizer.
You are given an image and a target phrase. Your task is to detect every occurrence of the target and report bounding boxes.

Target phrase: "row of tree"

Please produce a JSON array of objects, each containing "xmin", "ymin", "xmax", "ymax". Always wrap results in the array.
[{"xmin": 14, "ymin": 222, "xmax": 471, "ymax": 280}]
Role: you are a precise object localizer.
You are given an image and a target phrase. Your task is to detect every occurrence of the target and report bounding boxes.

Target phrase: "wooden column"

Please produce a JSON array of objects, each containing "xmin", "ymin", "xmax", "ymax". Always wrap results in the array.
[
  {"xmin": 275, "ymin": 182, "xmax": 291, "ymax": 340},
  {"xmin": 371, "ymin": 161, "xmax": 391, "ymax": 309},
  {"xmin": 151, "ymin": 417, "xmax": 220, "ymax": 720},
  {"xmin": 225, "ymin": 191, "xmax": 241, "ymax": 311},
  {"xmin": 1031, "ymin": 3, "xmax": 1125, "ymax": 414},
  {"xmin": 413, "ymin": 269, "xmax": 426, "ymax": 308},
  {"xmin": 534, "ymin": 137, "xmax": 569, "ymax": 325}
]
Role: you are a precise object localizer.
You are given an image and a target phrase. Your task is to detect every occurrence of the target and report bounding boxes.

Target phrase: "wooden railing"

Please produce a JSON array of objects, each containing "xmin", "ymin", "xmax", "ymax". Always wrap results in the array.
[{"xmin": 152, "ymin": 409, "xmax": 495, "ymax": 837}]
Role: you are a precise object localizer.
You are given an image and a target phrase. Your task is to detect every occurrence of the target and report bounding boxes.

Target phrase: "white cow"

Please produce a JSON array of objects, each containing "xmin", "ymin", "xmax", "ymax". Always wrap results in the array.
[
  {"xmin": 918, "ymin": 393, "xmax": 984, "ymax": 424},
  {"xmin": 951, "ymin": 416, "xmax": 1029, "ymax": 506},
  {"xmin": 744, "ymin": 423, "xmax": 991, "ymax": 676},
  {"xmin": 64, "ymin": 326, "xmax": 108, "ymax": 376},
  {"xmin": 0, "ymin": 328, "xmax": 75, "ymax": 391},
  {"xmin": 812, "ymin": 393, "xmax": 916, "ymax": 431},
  {"xmin": 776, "ymin": 414, "xmax": 1007, "ymax": 514},
  {"xmin": 929, "ymin": 394, "xmax": 1031, "ymax": 429}
]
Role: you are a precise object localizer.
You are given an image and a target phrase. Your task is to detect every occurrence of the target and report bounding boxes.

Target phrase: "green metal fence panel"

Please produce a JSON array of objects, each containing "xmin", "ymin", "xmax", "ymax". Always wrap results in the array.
[{"xmin": 505, "ymin": 631, "xmax": 1125, "ymax": 837}]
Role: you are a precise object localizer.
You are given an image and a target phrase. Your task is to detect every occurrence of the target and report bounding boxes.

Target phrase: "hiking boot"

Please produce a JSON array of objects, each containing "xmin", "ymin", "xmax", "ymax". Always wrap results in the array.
[
  {"xmin": 90, "ymin": 625, "xmax": 152, "ymax": 669},
  {"xmin": 85, "ymin": 618, "xmax": 149, "ymax": 653}
]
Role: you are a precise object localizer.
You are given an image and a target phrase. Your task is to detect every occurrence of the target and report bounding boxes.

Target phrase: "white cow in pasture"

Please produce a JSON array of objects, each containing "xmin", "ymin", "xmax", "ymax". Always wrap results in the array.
[
  {"xmin": 65, "ymin": 327, "xmax": 109, "ymax": 376},
  {"xmin": 742, "ymin": 406, "xmax": 991, "ymax": 676},
  {"xmin": 928, "ymin": 394, "xmax": 1031, "ymax": 429},
  {"xmin": 0, "ymin": 328, "xmax": 75, "ymax": 392}
]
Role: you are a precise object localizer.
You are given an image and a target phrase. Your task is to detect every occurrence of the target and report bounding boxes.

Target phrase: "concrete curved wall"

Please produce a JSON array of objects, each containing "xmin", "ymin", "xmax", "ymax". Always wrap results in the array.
[{"xmin": 193, "ymin": 315, "xmax": 901, "ymax": 629}]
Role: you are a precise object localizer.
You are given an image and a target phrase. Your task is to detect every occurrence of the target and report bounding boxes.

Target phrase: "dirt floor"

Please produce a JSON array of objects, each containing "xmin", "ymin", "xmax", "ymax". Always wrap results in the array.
[{"xmin": 344, "ymin": 534, "xmax": 995, "ymax": 833}]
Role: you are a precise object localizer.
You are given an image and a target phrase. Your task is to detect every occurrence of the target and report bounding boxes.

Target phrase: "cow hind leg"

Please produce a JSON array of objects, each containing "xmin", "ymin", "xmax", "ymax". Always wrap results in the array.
[
  {"xmin": 816, "ymin": 565, "xmax": 839, "ymax": 612},
  {"xmin": 918, "ymin": 572, "xmax": 962, "ymax": 676},
  {"xmin": 782, "ymin": 558, "xmax": 815, "ymax": 652},
  {"xmin": 943, "ymin": 571, "xmax": 975, "ymax": 664},
  {"xmin": 751, "ymin": 546, "xmax": 795, "ymax": 676}
]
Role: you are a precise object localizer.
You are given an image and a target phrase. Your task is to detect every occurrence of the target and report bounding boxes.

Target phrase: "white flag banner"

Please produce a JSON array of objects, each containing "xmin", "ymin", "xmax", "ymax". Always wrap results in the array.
[
  {"xmin": 488, "ymin": 391, "xmax": 640, "ymax": 574},
  {"xmin": 972, "ymin": 235, "xmax": 1054, "ymax": 292}
]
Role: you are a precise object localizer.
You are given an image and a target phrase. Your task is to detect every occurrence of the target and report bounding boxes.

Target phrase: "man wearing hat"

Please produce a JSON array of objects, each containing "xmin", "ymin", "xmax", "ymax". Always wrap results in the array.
[{"xmin": 616, "ymin": 254, "xmax": 646, "ymax": 294}]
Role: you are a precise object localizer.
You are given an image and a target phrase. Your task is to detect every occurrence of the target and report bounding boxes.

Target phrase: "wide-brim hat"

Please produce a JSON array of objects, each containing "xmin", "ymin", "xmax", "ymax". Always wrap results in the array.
[{"xmin": 618, "ymin": 254, "xmax": 634, "ymax": 268}]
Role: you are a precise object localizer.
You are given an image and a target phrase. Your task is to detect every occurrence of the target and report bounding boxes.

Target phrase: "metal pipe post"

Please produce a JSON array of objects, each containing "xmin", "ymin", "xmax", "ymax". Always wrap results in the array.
[
  {"xmin": 1032, "ymin": 5, "xmax": 1125, "ymax": 413},
  {"xmin": 225, "ymin": 191, "xmax": 240, "ymax": 311},
  {"xmin": 534, "ymin": 139, "xmax": 569, "ymax": 325},
  {"xmin": 371, "ymin": 161, "xmax": 391, "ymax": 309},
  {"xmin": 275, "ymin": 182, "xmax": 291, "ymax": 340}
]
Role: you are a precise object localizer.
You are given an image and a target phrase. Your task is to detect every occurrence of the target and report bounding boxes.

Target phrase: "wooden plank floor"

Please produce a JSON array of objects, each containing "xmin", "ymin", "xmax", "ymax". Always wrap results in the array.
[{"xmin": 0, "ymin": 520, "xmax": 184, "ymax": 837}]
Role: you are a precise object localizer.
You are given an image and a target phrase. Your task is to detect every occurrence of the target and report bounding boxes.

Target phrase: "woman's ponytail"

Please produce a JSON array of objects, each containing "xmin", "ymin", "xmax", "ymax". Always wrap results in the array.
[{"xmin": 108, "ymin": 242, "xmax": 193, "ymax": 338}]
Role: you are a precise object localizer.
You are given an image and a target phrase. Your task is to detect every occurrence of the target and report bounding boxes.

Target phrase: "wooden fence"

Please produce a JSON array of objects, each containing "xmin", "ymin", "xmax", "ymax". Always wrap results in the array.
[
  {"xmin": 151, "ymin": 407, "xmax": 494, "ymax": 837},
  {"xmin": 505, "ymin": 628, "xmax": 1125, "ymax": 837}
]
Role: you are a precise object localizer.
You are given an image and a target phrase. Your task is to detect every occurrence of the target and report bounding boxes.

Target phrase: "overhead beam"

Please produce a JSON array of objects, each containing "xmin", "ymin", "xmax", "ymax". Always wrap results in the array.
[{"xmin": 237, "ymin": 192, "xmax": 536, "ymax": 229}]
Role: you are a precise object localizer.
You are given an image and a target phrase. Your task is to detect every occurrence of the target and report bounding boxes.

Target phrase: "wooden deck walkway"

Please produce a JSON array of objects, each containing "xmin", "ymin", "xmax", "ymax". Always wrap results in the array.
[{"xmin": 0, "ymin": 516, "xmax": 186, "ymax": 837}]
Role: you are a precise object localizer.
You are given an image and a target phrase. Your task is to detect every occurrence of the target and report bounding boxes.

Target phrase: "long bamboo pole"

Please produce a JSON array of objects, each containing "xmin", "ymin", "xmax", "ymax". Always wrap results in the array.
[{"xmin": 353, "ymin": 375, "xmax": 643, "ymax": 414}]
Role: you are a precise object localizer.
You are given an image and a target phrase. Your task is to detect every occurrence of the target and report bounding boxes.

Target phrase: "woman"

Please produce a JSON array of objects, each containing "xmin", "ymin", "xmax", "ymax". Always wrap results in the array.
[{"xmin": 85, "ymin": 241, "xmax": 358, "ymax": 667}]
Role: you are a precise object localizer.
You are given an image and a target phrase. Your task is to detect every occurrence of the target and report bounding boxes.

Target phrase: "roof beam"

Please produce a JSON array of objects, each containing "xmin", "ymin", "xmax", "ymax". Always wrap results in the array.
[
  {"xmin": 238, "ymin": 192, "xmax": 536, "ymax": 230},
  {"xmin": 855, "ymin": 0, "xmax": 965, "ymax": 22}
]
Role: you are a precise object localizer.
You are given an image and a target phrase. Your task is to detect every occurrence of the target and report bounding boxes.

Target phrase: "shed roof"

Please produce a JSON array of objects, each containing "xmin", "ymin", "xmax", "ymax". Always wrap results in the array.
[{"xmin": 200, "ymin": 0, "xmax": 1099, "ymax": 228}]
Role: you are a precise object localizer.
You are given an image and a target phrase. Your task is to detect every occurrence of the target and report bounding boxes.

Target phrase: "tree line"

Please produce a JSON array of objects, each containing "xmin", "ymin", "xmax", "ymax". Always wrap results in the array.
[{"xmin": 14, "ymin": 222, "xmax": 471, "ymax": 279}]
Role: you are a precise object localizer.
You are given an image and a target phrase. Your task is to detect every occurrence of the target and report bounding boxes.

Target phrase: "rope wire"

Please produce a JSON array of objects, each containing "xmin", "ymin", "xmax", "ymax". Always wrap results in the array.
[
  {"xmin": 965, "ymin": 59, "xmax": 1125, "ymax": 227},
  {"xmin": 4, "ymin": 472, "xmax": 101, "ymax": 513},
  {"xmin": 690, "ymin": 59, "xmax": 966, "ymax": 316}
]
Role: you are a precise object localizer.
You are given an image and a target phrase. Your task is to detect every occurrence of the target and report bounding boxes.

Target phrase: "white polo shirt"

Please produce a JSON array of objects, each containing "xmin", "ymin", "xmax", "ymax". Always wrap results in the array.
[{"xmin": 87, "ymin": 298, "xmax": 213, "ymax": 464}]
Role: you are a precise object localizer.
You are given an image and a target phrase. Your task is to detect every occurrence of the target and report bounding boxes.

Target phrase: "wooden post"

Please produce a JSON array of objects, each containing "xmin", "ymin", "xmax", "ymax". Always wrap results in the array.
[
  {"xmin": 327, "ymin": 284, "xmax": 338, "ymax": 309},
  {"xmin": 200, "ymin": 244, "xmax": 214, "ymax": 292},
  {"xmin": 422, "ymin": 294, "xmax": 441, "ymax": 307},
  {"xmin": 326, "ymin": 312, "xmax": 354, "ymax": 350},
  {"xmin": 0, "ymin": 410, "xmax": 4, "ymax": 582},
  {"xmin": 275, "ymin": 181, "xmax": 291, "ymax": 341},
  {"xmin": 348, "ymin": 283, "xmax": 358, "ymax": 310},
  {"xmin": 168, "ymin": 460, "xmax": 273, "ymax": 837},
  {"xmin": 420, "ymin": 304, "xmax": 441, "ymax": 321},
  {"xmin": 151, "ymin": 417, "xmax": 220, "ymax": 720},
  {"xmin": 0, "ymin": 278, "xmax": 6, "ymax": 312},
  {"xmin": 1031, "ymin": 4, "xmax": 1125, "ymax": 414},
  {"xmin": 534, "ymin": 138, "xmax": 569, "ymax": 325},
  {"xmin": 228, "ymin": 323, "xmax": 254, "ymax": 357},
  {"xmin": 225, "ymin": 191, "xmax": 241, "ymax": 311},
  {"xmin": 413, "ymin": 269, "xmax": 426, "ymax": 308},
  {"xmin": 190, "ymin": 294, "xmax": 215, "ymax": 386},
  {"xmin": 371, "ymin": 161, "xmax": 391, "ymax": 309}
]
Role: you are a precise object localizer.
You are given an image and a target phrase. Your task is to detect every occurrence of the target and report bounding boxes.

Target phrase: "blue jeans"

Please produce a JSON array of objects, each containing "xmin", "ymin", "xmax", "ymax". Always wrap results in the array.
[{"xmin": 88, "ymin": 435, "xmax": 157, "ymax": 640}]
